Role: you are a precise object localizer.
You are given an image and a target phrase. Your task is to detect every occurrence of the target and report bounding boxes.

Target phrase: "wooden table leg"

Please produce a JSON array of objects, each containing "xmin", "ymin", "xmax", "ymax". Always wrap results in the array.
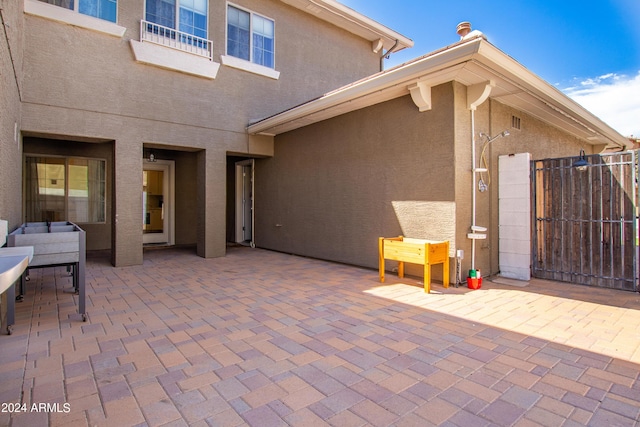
[
  {"xmin": 423, "ymin": 263, "xmax": 431, "ymax": 293},
  {"xmin": 443, "ymin": 258, "xmax": 450, "ymax": 288},
  {"xmin": 378, "ymin": 237, "xmax": 385, "ymax": 283}
]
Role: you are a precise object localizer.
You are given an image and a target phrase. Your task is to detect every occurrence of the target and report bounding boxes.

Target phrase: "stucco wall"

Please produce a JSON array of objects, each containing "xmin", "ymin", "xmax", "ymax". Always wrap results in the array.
[
  {"xmin": 0, "ymin": 1, "xmax": 24, "ymax": 231},
  {"xmin": 257, "ymin": 80, "xmax": 595, "ymax": 282},
  {"xmin": 18, "ymin": 0, "xmax": 382, "ymax": 264},
  {"xmin": 255, "ymin": 84, "xmax": 457, "ymax": 269},
  {"xmin": 22, "ymin": 1, "xmax": 379, "ymax": 139},
  {"xmin": 172, "ymin": 151, "xmax": 199, "ymax": 247},
  {"xmin": 463, "ymin": 97, "xmax": 590, "ymax": 276}
]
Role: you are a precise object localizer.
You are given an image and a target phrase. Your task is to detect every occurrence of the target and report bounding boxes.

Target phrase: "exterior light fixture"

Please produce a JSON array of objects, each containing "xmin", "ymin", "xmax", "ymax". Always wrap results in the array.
[
  {"xmin": 573, "ymin": 149, "xmax": 588, "ymax": 171},
  {"xmin": 147, "ymin": 150, "xmax": 157, "ymax": 162}
]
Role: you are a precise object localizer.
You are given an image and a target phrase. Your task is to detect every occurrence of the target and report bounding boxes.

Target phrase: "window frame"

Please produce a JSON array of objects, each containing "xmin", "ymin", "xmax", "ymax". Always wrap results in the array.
[
  {"xmin": 144, "ymin": 0, "xmax": 209, "ymax": 40},
  {"xmin": 225, "ymin": 2, "xmax": 275, "ymax": 70},
  {"xmin": 24, "ymin": 154, "xmax": 107, "ymax": 225},
  {"xmin": 26, "ymin": 0, "xmax": 126, "ymax": 38},
  {"xmin": 37, "ymin": 0, "xmax": 118, "ymax": 23}
]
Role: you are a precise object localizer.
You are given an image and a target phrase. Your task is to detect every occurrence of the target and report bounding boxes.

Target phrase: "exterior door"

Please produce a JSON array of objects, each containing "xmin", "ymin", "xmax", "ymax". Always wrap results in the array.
[
  {"xmin": 531, "ymin": 152, "xmax": 638, "ymax": 291},
  {"xmin": 235, "ymin": 159, "xmax": 254, "ymax": 245},
  {"xmin": 143, "ymin": 160, "xmax": 175, "ymax": 245}
]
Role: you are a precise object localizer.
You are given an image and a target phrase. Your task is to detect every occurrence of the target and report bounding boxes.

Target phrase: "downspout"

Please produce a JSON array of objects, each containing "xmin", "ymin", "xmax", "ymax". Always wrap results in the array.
[
  {"xmin": 380, "ymin": 39, "xmax": 399, "ymax": 71},
  {"xmin": 461, "ymin": 20, "xmax": 494, "ymax": 273},
  {"xmin": 467, "ymin": 80, "xmax": 495, "ymax": 271},
  {"xmin": 471, "ymin": 109, "xmax": 478, "ymax": 270}
]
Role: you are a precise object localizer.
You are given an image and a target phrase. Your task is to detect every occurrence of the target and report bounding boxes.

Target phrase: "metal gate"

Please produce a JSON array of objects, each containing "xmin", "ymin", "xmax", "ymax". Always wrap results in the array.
[{"xmin": 531, "ymin": 151, "xmax": 639, "ymax": 291}]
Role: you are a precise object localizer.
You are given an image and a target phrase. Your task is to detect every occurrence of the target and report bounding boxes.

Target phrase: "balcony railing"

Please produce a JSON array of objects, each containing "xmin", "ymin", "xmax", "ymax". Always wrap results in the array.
[{"xmin": 140, "ymin": 20, "xmax": 213, "ymax": 60}]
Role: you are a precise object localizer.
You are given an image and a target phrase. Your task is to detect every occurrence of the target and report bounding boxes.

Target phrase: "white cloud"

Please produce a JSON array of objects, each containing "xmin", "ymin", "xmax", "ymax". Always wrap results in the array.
[{"xmin": 563, "ymin": 71, "xmax": 640, "ymax": 138}]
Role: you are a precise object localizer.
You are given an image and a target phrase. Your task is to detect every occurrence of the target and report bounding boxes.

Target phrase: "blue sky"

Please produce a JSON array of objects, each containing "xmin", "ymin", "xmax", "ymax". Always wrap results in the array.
[{"xmin": 339, "ymin": 0, "xmax": 640, "ymax": 138}]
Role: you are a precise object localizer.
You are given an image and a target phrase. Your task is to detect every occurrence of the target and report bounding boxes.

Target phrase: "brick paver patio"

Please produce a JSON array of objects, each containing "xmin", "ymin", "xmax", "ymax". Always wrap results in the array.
[{"xmin": 1, "ymin": 246, "xmax": 639, "ymax": 426}]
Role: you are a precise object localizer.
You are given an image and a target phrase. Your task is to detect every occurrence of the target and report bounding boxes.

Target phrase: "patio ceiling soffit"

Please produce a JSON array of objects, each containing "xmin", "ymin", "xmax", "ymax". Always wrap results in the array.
[{"xmin": 248, "ymin": 37, "xmax": 629, "ymax": 150}]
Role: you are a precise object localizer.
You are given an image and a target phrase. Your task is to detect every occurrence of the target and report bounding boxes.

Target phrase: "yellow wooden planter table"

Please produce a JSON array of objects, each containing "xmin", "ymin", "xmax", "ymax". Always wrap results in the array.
[{"xmin": 379, "ymin": 236, "xmax": 449, "ymax": 293}]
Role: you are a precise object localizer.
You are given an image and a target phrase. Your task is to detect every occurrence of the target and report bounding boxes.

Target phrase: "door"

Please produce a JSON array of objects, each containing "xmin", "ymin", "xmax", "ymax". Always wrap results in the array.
[
  {"xmin": 532, "ymin": 152, "xmax": 638, "ymax": 291},
  {"xmin": 235, "ymin": 159, "xmax": 254, "ymax": 245},
  {"xmin": 143, "ymin": 160, "xmax": 175, "ymax": 245}
]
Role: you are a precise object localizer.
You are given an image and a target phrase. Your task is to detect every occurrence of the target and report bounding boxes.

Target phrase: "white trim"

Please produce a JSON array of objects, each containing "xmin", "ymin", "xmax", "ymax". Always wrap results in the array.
[
  {"xmin": 221, "ymin": 55, "xmax": 280, "ymax": 80},
  {"xmin": 467, "ymin": 81, "xmax": 495, "ymax": 111},
  {"xmin": 235, "ymin": 159, "xmax": 255, "ymax": 245},
  {"xmin": 130, "ymin": 40, "xmax": 220, "ymax": 79},
  {"xmin": 225, "ymin": 3, "xmax": 278, "ymax": 76},
  {"xmin": 279, "ymin": 0, "xmax": 413, "ymax": 53},
  {"xmin": 143, "ymin": 160, "xmax": 175, "ymax": 246},
  {"xmin": 24, "ymin": 0, "xmax": 126, "ymax": 38},
  {"xmin": 143, "ymin": 0, "xmax": 210, "ymax": 42},
  {"xmin": 408, "ymin": 82, "xmax": 432, "ymax": 112},
  {"xmin": 247, "ymin": 36, "xmax": 629, "ymax": 150}
]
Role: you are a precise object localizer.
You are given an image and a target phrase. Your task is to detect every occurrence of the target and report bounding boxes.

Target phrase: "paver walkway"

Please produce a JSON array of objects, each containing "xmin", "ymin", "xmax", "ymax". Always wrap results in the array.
[{"xmin": 0, "ymin": 246, "xmax": 639, "ymax": 426}]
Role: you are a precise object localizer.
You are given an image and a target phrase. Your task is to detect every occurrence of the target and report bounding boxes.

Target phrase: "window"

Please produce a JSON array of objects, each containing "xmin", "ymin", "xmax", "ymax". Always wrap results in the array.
[
  {"xmin": 38, "ymin": 0, "xmax": 117, "ymax": 23},
  {"xmin": 25, "ymin": 156, "xmax": 106, "ymax": 224},
  {"xmin": 146, "ymin": 0, "xmax": 208, "ymax": 39},
  {"xmin": 180, "ymin": 0, "xmax": 207, "ymax": 38},
  {"xmin": 227, "ymin": 5, "xmax": 274, "ymax": 68}
]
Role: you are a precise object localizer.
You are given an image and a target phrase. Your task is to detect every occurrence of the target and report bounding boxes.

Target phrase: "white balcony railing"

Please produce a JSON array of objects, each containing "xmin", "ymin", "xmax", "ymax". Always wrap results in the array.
[{"xmin": 140, "ymin": 20, "xmax": 213, "ymax": 60}]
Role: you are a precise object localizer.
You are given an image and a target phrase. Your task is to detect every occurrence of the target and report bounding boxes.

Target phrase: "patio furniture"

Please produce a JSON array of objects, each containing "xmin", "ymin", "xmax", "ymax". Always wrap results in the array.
[
  {"xmin": 8, "ymin": 222, "xmax": 87, "ymax": 321},
  {"xmin": 379, "ymin": 236, "xmax": 450, "ymax": 293}
]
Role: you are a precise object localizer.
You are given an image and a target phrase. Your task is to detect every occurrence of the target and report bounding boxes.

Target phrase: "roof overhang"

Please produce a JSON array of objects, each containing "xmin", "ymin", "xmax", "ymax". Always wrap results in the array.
[
  {"xmin": 280, "ymin": 0, "xmax": 413, "ymax": 54},
  {"xmin": 248, "ymin": 35, "xmax": 630, "ymax": 151}
]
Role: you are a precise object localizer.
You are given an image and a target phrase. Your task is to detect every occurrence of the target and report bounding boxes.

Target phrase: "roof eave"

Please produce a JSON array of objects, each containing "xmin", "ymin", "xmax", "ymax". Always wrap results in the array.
[
  {"xmin": 249, "ymin": 36, "xmax": 630, "ymax": 150},
  {"xmin": 279, "ymin": 0, "xmax": 413, "ymax": 53},
  {"xmin": 475, "ymin": 42, "xmax": 630, "ymax": 151},
  {"xmin": 247, "ymin": 38, "xmax": 484, "ymax": 135}
]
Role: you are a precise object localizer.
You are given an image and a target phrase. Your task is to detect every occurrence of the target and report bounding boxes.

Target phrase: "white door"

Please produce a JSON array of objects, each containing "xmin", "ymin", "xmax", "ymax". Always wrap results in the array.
[
  {"xmin": 143, "ymin": 160, "xmax": 175, "ymax": 245},
  {"xmin": 498, "ymin": 153, "xmax": 531, "ymax": 280},
  {"xmin": 235, "ymin": 160, "xmax": 254, "ymax": 245}
]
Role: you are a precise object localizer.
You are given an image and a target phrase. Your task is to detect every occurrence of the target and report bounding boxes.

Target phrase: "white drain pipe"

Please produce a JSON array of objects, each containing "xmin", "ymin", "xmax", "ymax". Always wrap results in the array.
[{"xmin": 471, "ymin": 109, "xmax": 478, "ymax": 270}]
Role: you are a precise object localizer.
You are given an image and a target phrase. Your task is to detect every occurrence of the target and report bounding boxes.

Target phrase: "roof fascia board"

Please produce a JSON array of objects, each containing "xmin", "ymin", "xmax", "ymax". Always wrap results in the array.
[
  {"xmin": 279, "ymin": 0, "xmax": 413, "ymax": 52},
  {"xmin": 249, "ymin": 36, "xmax": 629, "ymax": 149},
  {"xmin": 248, "ymin": 39, "xmax": 483, "ymax": 135},
  {"xmin": 476, "ymin": 42, "xmax": 629, "ymax": 149}
]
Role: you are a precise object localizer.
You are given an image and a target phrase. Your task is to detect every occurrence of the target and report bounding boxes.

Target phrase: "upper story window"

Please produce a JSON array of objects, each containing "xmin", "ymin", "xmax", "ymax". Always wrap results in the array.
[
  {"xmin": 227, "ymin": 4, "xmax": 274, "ymax": 69},
  {"xmin": 145, "ymin": 0, "xmax": 207, "ymax": 39},
  {"xmin": 38, "ymin": 0, "xmax": 117, "ymax": 23}
]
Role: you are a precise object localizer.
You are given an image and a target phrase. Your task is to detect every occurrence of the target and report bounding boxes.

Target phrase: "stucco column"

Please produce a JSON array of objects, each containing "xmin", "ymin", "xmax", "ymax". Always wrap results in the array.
[
  {"xmin": 112, "ymin": 138, "xmax": 143, "ymax": 266},
  {"xmin": 196, "ymin": 149, "xmax": 226, "ymax": 258}
]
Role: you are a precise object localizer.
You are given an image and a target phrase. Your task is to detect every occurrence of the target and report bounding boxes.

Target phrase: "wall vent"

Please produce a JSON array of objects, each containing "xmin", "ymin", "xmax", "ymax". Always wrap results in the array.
[{"xmin": 511, "ymin": 115, "xmax": 521, "ymax": 130}]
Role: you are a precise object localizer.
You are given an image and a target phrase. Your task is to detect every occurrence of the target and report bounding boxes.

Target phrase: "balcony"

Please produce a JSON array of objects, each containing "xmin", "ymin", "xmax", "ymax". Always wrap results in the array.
[
  {"xmin": 130, "ymin": 20, "xmax": 219, "ymax": 79},
  {"xmin": 140, "ymin": 20, "xmax": 213, "ymax": 60}
]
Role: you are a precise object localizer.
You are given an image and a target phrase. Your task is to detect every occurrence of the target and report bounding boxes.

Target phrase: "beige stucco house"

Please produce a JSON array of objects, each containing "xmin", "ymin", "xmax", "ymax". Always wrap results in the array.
[
  {"xmin": 1, "ymin": 0, "xmax": 411, "ymax": 266},
  {"xmin": 1, "ymin": 1, "xmax": 631, "ymax": 283},
  {"xmin": 247, "ymin": 25, "xmax": 632, "ymax": 284}
]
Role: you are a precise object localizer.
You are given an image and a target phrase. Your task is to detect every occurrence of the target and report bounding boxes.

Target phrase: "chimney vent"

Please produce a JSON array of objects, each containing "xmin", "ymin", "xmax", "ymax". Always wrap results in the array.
[{"xmin": 457, "ymin": 22, "xmax": 472, "ymax": 38}]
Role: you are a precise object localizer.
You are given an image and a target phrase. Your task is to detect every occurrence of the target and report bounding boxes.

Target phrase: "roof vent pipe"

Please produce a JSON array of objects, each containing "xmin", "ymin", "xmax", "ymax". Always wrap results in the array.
[{"xmin": 457, "ymin": 22, "xmax": 472, "ymax": 38}]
